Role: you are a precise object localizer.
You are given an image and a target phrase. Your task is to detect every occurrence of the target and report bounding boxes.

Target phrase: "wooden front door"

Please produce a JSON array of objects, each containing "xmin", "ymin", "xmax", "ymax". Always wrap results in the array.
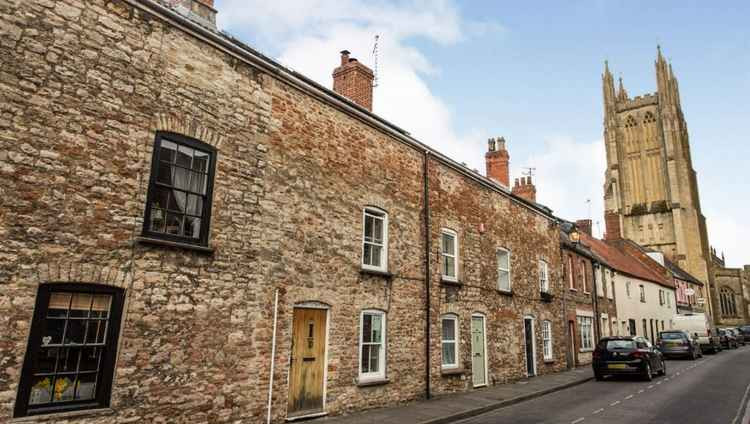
[
  {"xmin": 471, "ymin": 315, "xmax": 487, "ymax": 387},
  {"xmin": 288, "ymin": 308, "xmax": 327, "ymax": 416}
]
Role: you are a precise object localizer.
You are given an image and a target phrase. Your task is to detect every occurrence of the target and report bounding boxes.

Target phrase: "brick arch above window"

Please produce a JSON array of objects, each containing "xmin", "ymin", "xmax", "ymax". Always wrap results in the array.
[
  {"xmin": 31, "ymin": 261, "xmax": 131, "ymax": 290},
  {"xmin": 152, "ymin": 113, "xmax": 224, "ymax": 150}
]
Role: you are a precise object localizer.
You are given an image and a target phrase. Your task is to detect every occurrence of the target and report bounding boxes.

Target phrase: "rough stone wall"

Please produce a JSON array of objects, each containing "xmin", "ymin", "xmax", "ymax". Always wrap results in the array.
[
  {"xmin": 426, "ymin": 161, "xmax": 566, "ymax": 393},
  {"xmin": 712, "ymin": 267, "xmax": 749, "ymax": 326},
  {"xmin": 261, "ymin": 74, "xmax": 427, "ymax": 421},
  {"xmin": 1, "ymin": 0, "xmax": 271, "ymax": 422},
  {"xmin": 561, "ymin": 249, "xmax": 594, "ymax": 366},
  {"xmin": 0, "ymin": 0, "xmax": 576, "ymax": 423}
]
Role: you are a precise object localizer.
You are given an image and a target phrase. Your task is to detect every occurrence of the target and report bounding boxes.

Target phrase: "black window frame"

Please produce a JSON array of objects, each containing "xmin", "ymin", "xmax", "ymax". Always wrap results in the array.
[
  {"xmin": 14, "ymin": 283, "xmax": 125, "ymax": 418},
  {"xmin": 141, "ymin": 131, "xmax": 217, "ymax": 247}
]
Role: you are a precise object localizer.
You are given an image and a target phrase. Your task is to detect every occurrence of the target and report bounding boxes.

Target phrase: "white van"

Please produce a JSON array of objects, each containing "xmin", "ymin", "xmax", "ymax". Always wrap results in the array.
[{"xmin": 671, "ymin": 313, "xmax": 722, "ymax": 353}]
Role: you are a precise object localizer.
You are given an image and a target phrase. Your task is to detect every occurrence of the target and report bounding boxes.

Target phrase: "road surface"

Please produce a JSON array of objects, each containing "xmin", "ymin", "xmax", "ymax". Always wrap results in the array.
[{"xmin": 456, "ymin": 345, "xmax": 750, "ymax": 424}]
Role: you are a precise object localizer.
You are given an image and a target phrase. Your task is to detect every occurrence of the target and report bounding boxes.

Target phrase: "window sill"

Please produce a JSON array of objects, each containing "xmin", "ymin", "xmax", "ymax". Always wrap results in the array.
[
  {"xmin": 13, "ymin": 407, "xmax": 115, "ymax": 422},
  {"xmin": 440, "ymin": 278, "xmax": 461, "ymax": 286},
  {"xmin": 360, "ymin": 268, "xmax": 394, "ymax": 279},
  {"xmin": 569, "ymin": 288, "xmax": 578, "ymax": 292},
  {"xmin": 579, "ymin": 348, "xmax": 594, "ymax": 353},
  {"xmin": 441, "ymin": 367, "xmax": 465, "ymax": 376},
  {"xmin": 543, "ymin": 359, "xmax": 555, "ymax": 364},
  {"xmin": 497, "ymin": 289, "xmax": 513, "ymax": 296},
  {"xmin": 136, "ymin": 236, "xmax": 214, "ymax": 253},
  {"xmin": 357, "ymin": 378, "xmax": 390, "ymax": 387}
]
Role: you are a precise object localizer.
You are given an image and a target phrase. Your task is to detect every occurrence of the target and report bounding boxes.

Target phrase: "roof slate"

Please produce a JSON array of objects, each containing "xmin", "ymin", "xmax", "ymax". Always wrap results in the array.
[{"xmin": 580, "ymin": 233, "xmax": 674, "ymax": 288}]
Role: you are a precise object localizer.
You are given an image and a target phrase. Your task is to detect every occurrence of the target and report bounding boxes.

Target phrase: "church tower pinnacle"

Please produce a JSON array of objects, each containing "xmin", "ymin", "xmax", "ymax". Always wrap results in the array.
[{"xmin": 602, "ymin": 47, "xmax": 715, "ymax": 318}]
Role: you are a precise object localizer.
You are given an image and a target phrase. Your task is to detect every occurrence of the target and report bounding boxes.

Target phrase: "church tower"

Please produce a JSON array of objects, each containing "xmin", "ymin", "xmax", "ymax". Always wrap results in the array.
[{"xmin": 602, "ymin": 47, "xmax": 713, "ymax": 303}]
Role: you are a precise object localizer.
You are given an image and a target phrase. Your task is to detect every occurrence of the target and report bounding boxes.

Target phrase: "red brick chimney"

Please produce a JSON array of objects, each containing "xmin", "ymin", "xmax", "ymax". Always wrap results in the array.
[
  {"xmin": 332, "ymin": 50, "xmax": 374, "ymax": 111},
  {"xmin": 512, "ymin": 176, "xmax": 536, "ymax": 203},
  {"xmin": 575, "ymin": 219, "xmax": 593, "ymax": 236},
  {"xmin": 485, "ymin": 137, "xmax": 510, "ymax": 187},
  {"xmin": 604, "ymin": 211, "xmax": 621, "ymax": 240}
]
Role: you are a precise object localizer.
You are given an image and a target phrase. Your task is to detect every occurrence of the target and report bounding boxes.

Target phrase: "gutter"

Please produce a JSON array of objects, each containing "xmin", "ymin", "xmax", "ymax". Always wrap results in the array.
[{"xmin": 124, "ymin": 0, "xmax": 558, "ymax": 222}]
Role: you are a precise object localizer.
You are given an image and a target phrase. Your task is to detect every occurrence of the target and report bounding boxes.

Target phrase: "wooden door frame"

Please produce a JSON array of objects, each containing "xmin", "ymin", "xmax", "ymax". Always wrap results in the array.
[
  {"xmin": 470, "ymin": 313, "xmax": 488, "ymax": 388},
  {"xmin": 287, "ymin": 303, "xmax": 330, "ymax": 418},
  {"xmin": 523, "ymin": 315, "xmax": 537, "ymax": 377}
]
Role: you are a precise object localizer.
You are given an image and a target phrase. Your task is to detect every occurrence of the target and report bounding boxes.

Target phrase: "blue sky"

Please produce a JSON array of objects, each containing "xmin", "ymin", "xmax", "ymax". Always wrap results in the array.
[{"xmin": 216, "ymin": 0, "xmax": 749, "ymax": 266}]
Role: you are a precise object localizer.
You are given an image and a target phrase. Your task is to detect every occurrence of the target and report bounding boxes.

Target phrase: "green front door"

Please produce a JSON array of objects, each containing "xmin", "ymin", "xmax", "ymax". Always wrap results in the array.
[{"xmin": 471, "ymin": 315, "xmax": 486, "ymax": 387}]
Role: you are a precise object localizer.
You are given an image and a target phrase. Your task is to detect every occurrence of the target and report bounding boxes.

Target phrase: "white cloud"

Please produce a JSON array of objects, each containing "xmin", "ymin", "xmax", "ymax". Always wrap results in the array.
[
  {"xmin": 216, "ymin": 0, "xmax": 491, "ymax": 171},
  {"xmin": 513, "ymin": 137, "xmax": 606, "ymax": 236},
  {"xmin": 705, "ymin": 211, "xmax": 749, "ymax": 268}
]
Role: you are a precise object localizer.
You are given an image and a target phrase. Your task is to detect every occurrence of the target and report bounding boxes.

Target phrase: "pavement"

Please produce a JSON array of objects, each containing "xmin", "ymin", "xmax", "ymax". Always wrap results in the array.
[
  {"xmin": 318, "ymin": 366, "xmax": 593, "ymax": 424},
  {"xmin": 456, "ymin": 344, "xmax": 750, "ymax": 424}
]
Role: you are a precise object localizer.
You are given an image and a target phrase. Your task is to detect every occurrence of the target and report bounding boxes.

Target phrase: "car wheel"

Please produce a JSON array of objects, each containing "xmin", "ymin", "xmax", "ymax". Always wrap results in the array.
[
  {"xmin": 659, "ymin": 359, "xmax": 666, "ymax": 376},
  {"xmin": 643, "ymin": 363, "xmax": 653, "ymax": 381}
]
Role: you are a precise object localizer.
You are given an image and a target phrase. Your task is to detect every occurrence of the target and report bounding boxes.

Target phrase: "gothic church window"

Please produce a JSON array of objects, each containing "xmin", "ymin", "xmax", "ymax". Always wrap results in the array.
[
  {"xmin": 624, "ymin": 115, "xmax": 638, "ymax": 128},
  {"xmin": 643, "ymin": 112, "xmax": 657, "ymax": 124},
  {"xmin": 720, "ymin": 287, "xmax": 738, "ymax": 317}
]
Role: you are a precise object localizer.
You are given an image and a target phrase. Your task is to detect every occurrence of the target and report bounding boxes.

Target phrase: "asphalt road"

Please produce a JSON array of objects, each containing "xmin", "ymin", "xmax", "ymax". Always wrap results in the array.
[{"xmin": 456, "ymin": 345, "xmax": 750, "ymax": 424}]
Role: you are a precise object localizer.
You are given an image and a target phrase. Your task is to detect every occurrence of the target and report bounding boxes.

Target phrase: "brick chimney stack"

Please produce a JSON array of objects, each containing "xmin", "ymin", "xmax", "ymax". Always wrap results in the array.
[
  {"xmin": 575, "ymin": 219, "xmax": 593, "ymax": 236},
  {"xmin": 170, "ymin": 0, "xmax": 217, "ymax": 29},
  {"xmin": 485, "ymin": 137, "xmax": 510, "ymax": 187},
  {"xmin": 333, "ymin": 50, "xmax": 374, "ymax": 111},
  {"xmin": 511, "ymin": 176, "xmax": 536, "ymax": 203},
  {"xmin": 604, "ymin": 211, "xmax": 621, "ymax": 240}
]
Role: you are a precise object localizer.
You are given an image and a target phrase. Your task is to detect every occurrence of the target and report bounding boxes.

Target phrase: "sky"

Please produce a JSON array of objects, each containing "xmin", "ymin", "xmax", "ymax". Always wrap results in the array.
[{"xmin": 215, "ymin": 0, "xmax": 750, "ymax": 267}]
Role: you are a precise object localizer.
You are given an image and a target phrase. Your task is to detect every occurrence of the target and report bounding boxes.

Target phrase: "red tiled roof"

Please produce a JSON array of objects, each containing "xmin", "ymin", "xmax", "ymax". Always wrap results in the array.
[{"xmin": 580, "ymin": 233, "xmax": 674, "ymax": 288}]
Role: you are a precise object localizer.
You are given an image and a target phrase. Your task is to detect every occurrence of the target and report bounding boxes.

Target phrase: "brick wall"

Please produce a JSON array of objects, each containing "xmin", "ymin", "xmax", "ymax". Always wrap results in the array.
[{"xmin": 1, "ymin": 0, "xmax": 569, "ymax": 422}]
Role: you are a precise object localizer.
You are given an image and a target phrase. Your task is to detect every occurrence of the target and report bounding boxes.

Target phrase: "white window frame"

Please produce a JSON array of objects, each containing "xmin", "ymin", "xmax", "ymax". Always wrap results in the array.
[
  {"xmin": 359, "ymin": 310, "xmax": 386, "ymax": 382},
  {"xmin": 659, "ymin": 289, "xmax": 664, "ymax": 305},
  {"xmin": 626, "ymin": 281, "xmax": 631, "ymax": 298},
  {"xmin": 440, "ymin": 314, "xmax": 459, "ymax": 369},
  {"xmin": 608, "ymin": 272, "xmax": 615, "ymax": 299},
  {"xmin": 639, "ymin": 284, "xmax": 646, "ymax": 302},
  {"xmin": 539, "ymin": 259, "xmax": 549, "ymax": 293},
  {"xmin": 496, "ymin": 248, "xmax": 511, "ymax": 292},
  {"xmin": 441, "ymin": 229, "xmax": 458, "ymax": 282},
  {"xmin": 666, "ymin": 291, "xmax": 671, "ymax": 308},
  {"xmin": 361, "ymin": 207, "xmax": 388, "ymax": 272},
  {"xmin": 598, "ymin": 268, "xmax": 606, "ymax": 297},
  {"xmin": 542, "ymin": 320, "xmax": 553, "ymax": 361},
  {"xmin": 577, "ymin": 316, "xmax": 594, "ymax": 351}
]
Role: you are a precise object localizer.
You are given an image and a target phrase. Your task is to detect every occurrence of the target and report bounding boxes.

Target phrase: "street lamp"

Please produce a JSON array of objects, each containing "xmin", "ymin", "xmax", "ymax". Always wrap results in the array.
[{"xmin": 569, "ymin": 228, "xmax": 580, "ymax": 245}]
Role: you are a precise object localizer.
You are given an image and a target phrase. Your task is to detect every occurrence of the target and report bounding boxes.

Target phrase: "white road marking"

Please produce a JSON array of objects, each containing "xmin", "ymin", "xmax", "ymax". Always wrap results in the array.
[
  {"xmin": 571, "ymin": 418, "xmax": 585, "ymax": 424},
  {"xmin": 731, "ymin": 380, "xmax": 750, "ymax": 424},
  {"xmin": 610, "ymin": 400, "xmax": 621, "ymax": 406},
  {"xmin": 656, "ymin": 381, "xmax": 662, "ymax": 385},
  {"xmin": 638, "ymin": 389, "xmax": 645, "ymax": 393},
  {"xmin": 648, "ymin": 385, "xmax": 654, "ymax": 389},
  {"xmin": 625, "ymin": 394, "xmax": 634, "ymax": 400}
]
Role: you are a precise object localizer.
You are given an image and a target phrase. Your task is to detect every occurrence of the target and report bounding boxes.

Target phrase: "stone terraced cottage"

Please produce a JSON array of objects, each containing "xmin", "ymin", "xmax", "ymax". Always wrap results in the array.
[{"xmin": 1, "ymin": 0, "xmax": 574, "ymax": 422}]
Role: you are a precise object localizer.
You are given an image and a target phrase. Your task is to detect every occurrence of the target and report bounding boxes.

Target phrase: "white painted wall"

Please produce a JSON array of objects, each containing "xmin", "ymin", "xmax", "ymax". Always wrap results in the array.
[{"xmin": 612, "ymin": 273, "xmax": 678, "ymax": 343}]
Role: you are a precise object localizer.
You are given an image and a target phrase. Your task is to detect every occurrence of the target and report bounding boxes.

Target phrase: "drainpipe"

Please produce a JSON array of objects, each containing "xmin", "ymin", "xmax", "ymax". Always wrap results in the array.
[
  {"xmin": 560, "ymin": 240, "xmax": 572, "ymax": 370},
  {"xmin": 591, "ymin": 261, "xmax": 601, "ymax": 341},
  {"xmin": 423, "ymin": 150, "xmax": 431, "ymax": 399},
  {"xmin": 266, "ymin": 288, "xmax": 280, "ymax": 424}
]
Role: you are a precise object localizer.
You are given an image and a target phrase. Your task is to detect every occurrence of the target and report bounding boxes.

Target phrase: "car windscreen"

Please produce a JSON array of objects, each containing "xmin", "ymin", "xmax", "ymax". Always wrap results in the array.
[
  {"xmin": 659, "ymin": 332, "xmax": 684, "ymax": 340},
  {"xmin": 606, "ymin": 340, "xmax": 635, "ymax": 350}
]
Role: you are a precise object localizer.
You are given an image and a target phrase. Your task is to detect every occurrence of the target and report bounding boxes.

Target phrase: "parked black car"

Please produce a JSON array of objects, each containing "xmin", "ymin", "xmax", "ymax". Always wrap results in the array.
[
  {"xmin": 657, "ymin": 330, "xmax": 702, "ymax": 359},
  {"xmin": 739, "ymin": 326, "xmax": 750, "ymax": 341},
  {"xmin": 719, "ymin": 329, "xmax": 739, "ymax": 349},
  {"xmin": 731, "ymin": 328, "xmax": 746, "ymax": 346},
  {"xmin": 593, "ymin": 336, "xmax": 666, "ymax": 381}
]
